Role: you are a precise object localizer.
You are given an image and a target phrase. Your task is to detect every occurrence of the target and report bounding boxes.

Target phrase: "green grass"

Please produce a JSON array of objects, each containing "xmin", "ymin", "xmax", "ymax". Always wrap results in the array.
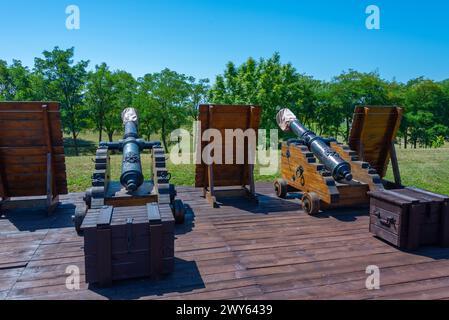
[
  {"xmin": 65, "ymin": 132, "xmax": 449, "ymax": 195},
  {"xmin": 385, "ymin": 146, "xmax": 449, "ymax": 195}
]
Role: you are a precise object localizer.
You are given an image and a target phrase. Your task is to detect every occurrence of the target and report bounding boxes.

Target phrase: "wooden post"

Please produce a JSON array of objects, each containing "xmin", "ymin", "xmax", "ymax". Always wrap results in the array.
[
  {"xmin": 46, "ymin": 153, "xmax": 53, "ymax": 209},
  {"xmin": 0, "ymin": 148, "xmax": 9, "ymax": 215},
  {"xmin": 0, "ymin": 148, "xmax": 7, "ymax": 199},
  {"xmin": 96, "ymin": 228, "xmax": 112, "ymax": 286},
  {"xmin": 244, "ymin": 107, "xmax": 257, "ymax": 202},
  {"xmin": 390, "ymin": 141, "xmax": 402, "ymax": 187},
  {"xmin": 42, "ymin": 105, "xmax": 58, "ymax": 215},
  {"xmin": 248, "ymin": 164, "xmax": 256, "ymax": 196},
  {"xmin": 0, "ymin": 172, "xmax": 5, "ymax": 199},
  {"xmin": 207, "ymin": 164, "xmax": 217, "ymax": 207},
  {"xmin": 96, "ymin": 206, "xmax": 113, "ymax": 286},
  {"xmin": 205, "ymin": 106, "xmax": 217, "ymax": 207},
  {"xmin": 148, "ymin": 204, "xmax": 163, "ymax": 279}
]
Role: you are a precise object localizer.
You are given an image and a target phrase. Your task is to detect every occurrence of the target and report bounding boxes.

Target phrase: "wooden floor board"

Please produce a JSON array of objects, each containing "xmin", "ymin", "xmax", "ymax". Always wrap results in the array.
[{"xmin": 1, "ymin": 182, "xmax": 449, "ymax": 300}]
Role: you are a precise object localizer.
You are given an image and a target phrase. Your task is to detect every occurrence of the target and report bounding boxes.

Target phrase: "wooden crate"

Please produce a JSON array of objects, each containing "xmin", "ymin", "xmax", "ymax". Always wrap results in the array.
[
  {"xmin": 369, "ymin": 188, "xmax": 449, "ymax": 250},
  {"xmin": 80, "ymin": 203, "xmax": 175, "ymax": 286}
]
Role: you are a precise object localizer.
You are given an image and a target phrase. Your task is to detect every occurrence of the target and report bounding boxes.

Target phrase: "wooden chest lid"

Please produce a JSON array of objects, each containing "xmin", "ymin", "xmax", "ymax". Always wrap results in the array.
[
  {"xmin": 401, "ymin": 187, "xmax": 449, "ymax": 203},
  {"xmin": 368, "ymin": 189, "xmax": 420, "ymax": 207},
  {"xmin": 80, "ymin": 204, "xmax": 174, "ymax": 230}
]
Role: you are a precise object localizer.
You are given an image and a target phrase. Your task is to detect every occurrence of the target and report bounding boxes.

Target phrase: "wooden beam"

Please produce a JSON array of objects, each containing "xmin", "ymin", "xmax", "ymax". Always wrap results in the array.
[
  {"xmin": 0, "ymin": 145, "xmax": 7, "ymax": 198},
  {"xmin": 42, "ymin": 104, "xmax": 57, "ymax": 198},
  {"xmin": 390, "ymin": 141, "xmax": 402, "ymax": 187},
  {"xmin": 0, "ymin": 166, "xmax": 5, "ymax": 199}
]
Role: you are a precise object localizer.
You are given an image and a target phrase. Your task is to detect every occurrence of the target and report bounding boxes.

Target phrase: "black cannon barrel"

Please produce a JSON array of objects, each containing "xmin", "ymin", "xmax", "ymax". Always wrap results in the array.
[
  {"xmin": 277, "ymin": 108, "xmax": 352, "ymax": 182},
  {"xmin": 100, "ymin": 108, "xmax": 161, "ymax": 192},
  {"xmin": 120, "ymin": 108, "xmax": 143, "ymax": 192}
]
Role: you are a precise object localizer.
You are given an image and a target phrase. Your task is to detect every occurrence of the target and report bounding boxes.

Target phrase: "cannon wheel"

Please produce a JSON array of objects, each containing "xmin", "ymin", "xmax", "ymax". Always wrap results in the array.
[
  {"xmin": 173, "ymin": 199, "xmax": 185, "ymax": 224},
  {"xmin": 73, "ymin": 205, "xmax": 87, "ymax": 235},
  {"xmin": 302, "ymin": 192, "xmax": 320, "ymax": 215},
  {"xmin": 274, "ymin": 179, "xmax": 288, "ymax": 199}
]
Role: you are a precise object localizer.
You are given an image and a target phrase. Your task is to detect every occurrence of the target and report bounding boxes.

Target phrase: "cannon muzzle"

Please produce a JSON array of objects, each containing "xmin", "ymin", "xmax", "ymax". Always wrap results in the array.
[{"xmin": 277, "ymin": 108, "xmax": 352, "ymax": 182}]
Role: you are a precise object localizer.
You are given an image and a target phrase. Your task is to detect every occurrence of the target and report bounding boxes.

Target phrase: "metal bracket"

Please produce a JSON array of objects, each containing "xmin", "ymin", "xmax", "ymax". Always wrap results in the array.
[{"xmin": 126, "ymin": 217, "xmax": 134, "ymax": 253}]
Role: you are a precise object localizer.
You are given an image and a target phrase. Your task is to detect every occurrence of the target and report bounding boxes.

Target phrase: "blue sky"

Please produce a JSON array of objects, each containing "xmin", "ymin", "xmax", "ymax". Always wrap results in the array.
[{"xmin": 0, "ymin": 0, "xmax": 448, "ymax": 82}]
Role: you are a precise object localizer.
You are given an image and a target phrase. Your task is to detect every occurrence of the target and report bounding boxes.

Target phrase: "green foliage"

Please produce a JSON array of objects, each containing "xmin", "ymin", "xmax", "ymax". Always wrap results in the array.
[
  {"xmin": 0, "ymin": 59, "xmax": 40, "ymax": 100},
  {"xmin": 34, "ymin": 47, "xmax": 89, "ymax": 155},
  {"xmin": 0, "ymin": 49, "xmax": 448, "ymax": 152},
  {"xmin": 432, "ymin": 136, "xmax": 445, "ymax": 149},
  {"xmin": 105, "ymin": 70, "xmax": 138, "ymax": 141},
  {"xmin": 329, "ymin": 70, "xmax": 390, "ymax": 139},
  {"xmin": 209, "ymin": 53, "xmax": 306, "ymax": 132},
  {"xmin": 134, "ymin": 69, "xmax": 207, "ymax": 150},
  {"xmin": 85, "ymin": 63, "xmax": 116, "ymax": 142}
]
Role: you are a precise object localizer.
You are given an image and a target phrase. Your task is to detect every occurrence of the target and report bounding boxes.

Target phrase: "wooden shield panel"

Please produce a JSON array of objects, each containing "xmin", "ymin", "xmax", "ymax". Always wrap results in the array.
[
  {"xmin": 0, "ymin": 102, "xmax": 68, "ymax": 197},
  {"xmin": 348, "ymin": 106, "xmax": 403, "ymax": 178},
  {"xmin": 194, "ymin": 104, "xmax": 261, "ymax": 188}
]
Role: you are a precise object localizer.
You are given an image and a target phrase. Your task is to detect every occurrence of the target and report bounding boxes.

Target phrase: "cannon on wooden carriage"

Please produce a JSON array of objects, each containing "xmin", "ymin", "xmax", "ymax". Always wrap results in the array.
[
  {"xmin": 274, "ymin": 107, "xmax": 390, "ymax": 215},
  {"xmin": 73, "ymin": 108, "xmax": 185, "ymax": 233}
]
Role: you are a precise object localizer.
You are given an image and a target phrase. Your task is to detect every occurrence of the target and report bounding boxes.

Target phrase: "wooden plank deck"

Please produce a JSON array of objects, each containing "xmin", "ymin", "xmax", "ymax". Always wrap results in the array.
[{"xmin": 1, "ymin": 182, "xmax": 449, "ymax": 300}]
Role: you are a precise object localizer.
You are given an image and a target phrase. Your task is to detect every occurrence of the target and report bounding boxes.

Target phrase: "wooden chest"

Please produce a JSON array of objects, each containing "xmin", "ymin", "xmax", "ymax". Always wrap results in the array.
[
  {"xmin": 80, "ymin": 203, "xmax": 175, "ymax": 286},
  {"xmin": 369, "ymin": 188, "xmax": 449, "ymax": 250}
]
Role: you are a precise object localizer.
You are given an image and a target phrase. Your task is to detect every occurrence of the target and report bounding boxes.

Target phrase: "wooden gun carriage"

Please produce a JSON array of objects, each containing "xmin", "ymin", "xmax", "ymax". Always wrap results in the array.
[
  {"xmin": 77, "ymin": 108, "xmax": 184, "ymax": 285},
  {"xmin": 74, "ymin": 108, "xmax": 185, "ymax": 233},
  {"xmin": 274, "ymin": 106, "xmax": 403, "ymax": 215}
]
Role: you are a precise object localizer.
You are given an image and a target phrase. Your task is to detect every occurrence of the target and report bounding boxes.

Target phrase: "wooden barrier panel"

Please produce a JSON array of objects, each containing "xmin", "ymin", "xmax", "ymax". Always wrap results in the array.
[
  {"xmin": 195, "ymin": 104, "xmax": 261, "ymax": 207},
  {"xmin": 0, "ymin": 102, "xmax": 68, "ymax": 213},
  {"xmin": 348, "ymin": 106, "xmax": 403, "ymax": 179}
]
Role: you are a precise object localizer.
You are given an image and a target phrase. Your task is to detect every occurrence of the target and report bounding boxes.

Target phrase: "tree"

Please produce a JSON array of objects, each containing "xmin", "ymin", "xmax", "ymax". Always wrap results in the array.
[
  {"xmin": 187, "ymin": 78, "xmax": 210, "ymax": 121},
  {"xmin": 330, "ymin": 70, "xmax": 389, "ymax": 140},
  {"xmin": 209, "ymin": 53, "xmax": 305, "ymax": 132},
  {"xmin": 103, "ymin": 70, "xmax": 138, "ymax": 142},
  {"xmin": 0, "ymin": 59, "xmax": 37, "ymax": 100},
  {"xmin": 85, "ymin": 63, "xmax": 116, "ymax": 142},
  {"xmin": 34, "ymin": 47, "xmax": 89, "ymax": 156},
  {"xmin": 135, "ymin": 69, "xmax": 191, "ymax": 151},
  {"xmin": 403, "ymin": 78, "xmax": 449, "ymax": 148},
  {"xmin": 314, "ymin": 82, "xmax": 344, "ymax": 137}
]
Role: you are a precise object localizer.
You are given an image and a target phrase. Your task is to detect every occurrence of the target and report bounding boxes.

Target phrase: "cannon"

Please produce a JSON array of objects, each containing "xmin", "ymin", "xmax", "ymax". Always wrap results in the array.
[
  {"xmin": 276, "ymin": 109, "xmax": 352, "ymax": 182},
  {"xmin": 274, "ymin": 108, "xmax": 385, "ymax": 215},
  {"xmin": 100, "ymin": 108, "xmax": 160, "ymax": 192},
  {"xmin": 73, "ymin": 108, "xmax": 185, "ymax": 233}
]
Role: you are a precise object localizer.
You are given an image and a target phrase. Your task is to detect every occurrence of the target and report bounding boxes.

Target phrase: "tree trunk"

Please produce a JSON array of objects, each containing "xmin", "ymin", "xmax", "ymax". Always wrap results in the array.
[
  {"xmin": 107, "ymin": 131, "xmax": 114, "ymax": 142},
  {"xmin": 404, "ymin": 130, "xmax": 408, "ymax": 149},
  {"xmin": 345, "ymin": 117, "xmax": 350, "ymax": 141},
  {"xmin": 72, "ymin": 130, "xmax": 79, "ymax": 156},
  {"xmin": 98, "ymin": 125, "xmax": 103, "ymax": 143}
]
